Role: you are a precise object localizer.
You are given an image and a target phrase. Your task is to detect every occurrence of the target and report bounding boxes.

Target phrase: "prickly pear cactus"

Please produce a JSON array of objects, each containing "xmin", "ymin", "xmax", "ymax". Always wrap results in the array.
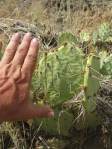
[
  {"xmin": 99, "ymin": 51, "xmax": 112, "ymax": 78},
  {"xmin": 80, "ymin": 31, "xmax": 90, "ymax": 42},
  {"xmin": 75, "ymin": 54, "xmax": 102, "ymax": 129},
  {"xmin": 33, "ymin": 43, "xmax": 84, "ymax": 106},
  {"xmin": 34, "ymin": 108, "xmax": 74, "ymax": 136},
  {"xmin": 84, "ymin": 54, "xmax": 100, "ymax": 102},
  {"xmin": 32, "ymin": 39, "xmax": 84, "ymax": 136},
  {"xmin": 93, "ymin": 23, "xmax": 112, "ymax": 44},
  {"xmin": 32, "ymin": 32, "xmax": 106, "ymax": 135},
  {"xmin": 58, "ymin": 32, "xmax": 78, "ymax": 46}
]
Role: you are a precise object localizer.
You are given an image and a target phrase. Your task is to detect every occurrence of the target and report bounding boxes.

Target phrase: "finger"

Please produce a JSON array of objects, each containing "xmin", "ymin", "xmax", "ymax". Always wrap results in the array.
[
  {"xmin": 24, "ymin": 103, "xmax": 54, "ymax": 119},
  {"xmin": 22, "ymin": 38, "xmax": 39, "ymax": 77},
  {"xmin": 7, "ymin": 103, "xmax": 54, "ymax": 121},
  {"xmin": 2, "ymin": 104, "xmax": 54, "ymax": 121},
  {"xmin": 12, "ymin": 33, "xmax": 32, "ymax": 66},
  {"xmin": 0, "ymin": 33, "xmax": 20, "ymax": 65}
]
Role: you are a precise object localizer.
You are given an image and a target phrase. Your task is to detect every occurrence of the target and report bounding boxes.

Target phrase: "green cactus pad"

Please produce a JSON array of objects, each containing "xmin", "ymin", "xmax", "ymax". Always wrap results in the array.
[
  {"xmin": 34, "ymin": 108, "xmax": 74, "ymax": 136},
  {"xmin": 80, "ymin": 31, "xmax": 90, "ymax": 42},
  {"xmin": 75, "ymin": 54, "xmax": 102, "ymax": 130},
  {"xmin": 58, "ymin": 32, "xmax": 78, "ymax": 46},
  {"xmin": 32, "ymin": 43, "xmax": 84, "ymax": 136},
  {"xmin": 93, "ymin": 23, "xmax": 112, "ymax": 43},
  {"xmin": 100, "ymin": 52, "xmax": 112, "ymax": 78},
  {"xmin": 84, "ymin": 54, "xmax": 100, "ymax": 99},
  {"xmin": 33, "ymin": 43, "xmax": 84, "ymax": 106}
]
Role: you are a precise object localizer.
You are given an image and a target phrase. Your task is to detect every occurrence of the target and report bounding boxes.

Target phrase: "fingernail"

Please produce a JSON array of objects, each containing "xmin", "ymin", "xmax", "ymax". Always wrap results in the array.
[
  {"xmin": 14, "ymin": 32, "xmax": 20, "ymax": 37},
  {"xmin": 32, "ymin": 38, "xmax": 40, "ymax": 47},
  {"xmin": 23, "ymin": 32, "xmax": 32, "ymax": 41},
  {"xmin": 12, "ymin": 33, "xmax": 20, "ymax": 40},
  {"xmin": 32, "ymin": 38, "xmax": 37, "ymax": 42},
  {"xmin": 26, "ymin": 32, "xmax": 32, "ymax": 37}
]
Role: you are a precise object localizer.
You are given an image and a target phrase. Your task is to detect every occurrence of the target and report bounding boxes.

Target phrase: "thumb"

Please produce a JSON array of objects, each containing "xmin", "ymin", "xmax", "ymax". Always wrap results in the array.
[{"xmin": 19, "ymin": 102, "xmax": 54, "ymax": 120}]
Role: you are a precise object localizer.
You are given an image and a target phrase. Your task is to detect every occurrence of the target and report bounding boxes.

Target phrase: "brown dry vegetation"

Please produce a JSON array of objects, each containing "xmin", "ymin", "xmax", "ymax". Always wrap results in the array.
[
  {"xmin": 0, "ymin": 0, "xmax": 112, "ymax": 33},
  {"xmin": 0, "ymin": 0, "xmax": 112, "ymax": 51}
]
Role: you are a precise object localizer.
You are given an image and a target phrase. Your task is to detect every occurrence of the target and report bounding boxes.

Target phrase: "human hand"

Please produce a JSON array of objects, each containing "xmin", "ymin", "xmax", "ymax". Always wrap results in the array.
[{"xmin": 0, "ymin": 33, "xmax": 54, "ymax": 122}]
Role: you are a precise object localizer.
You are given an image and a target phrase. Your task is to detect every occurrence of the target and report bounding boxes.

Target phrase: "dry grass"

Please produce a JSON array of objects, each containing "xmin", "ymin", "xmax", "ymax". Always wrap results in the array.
[{"xmin": 0, "ymin": 0, "xmax": 112, "ymax": 34}]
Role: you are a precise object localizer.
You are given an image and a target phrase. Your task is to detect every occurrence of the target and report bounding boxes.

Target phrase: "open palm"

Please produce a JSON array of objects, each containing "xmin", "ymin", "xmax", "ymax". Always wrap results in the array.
[{"xmin": 0, "ymin": 33, "xmax": 53, "ymax": 122}]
